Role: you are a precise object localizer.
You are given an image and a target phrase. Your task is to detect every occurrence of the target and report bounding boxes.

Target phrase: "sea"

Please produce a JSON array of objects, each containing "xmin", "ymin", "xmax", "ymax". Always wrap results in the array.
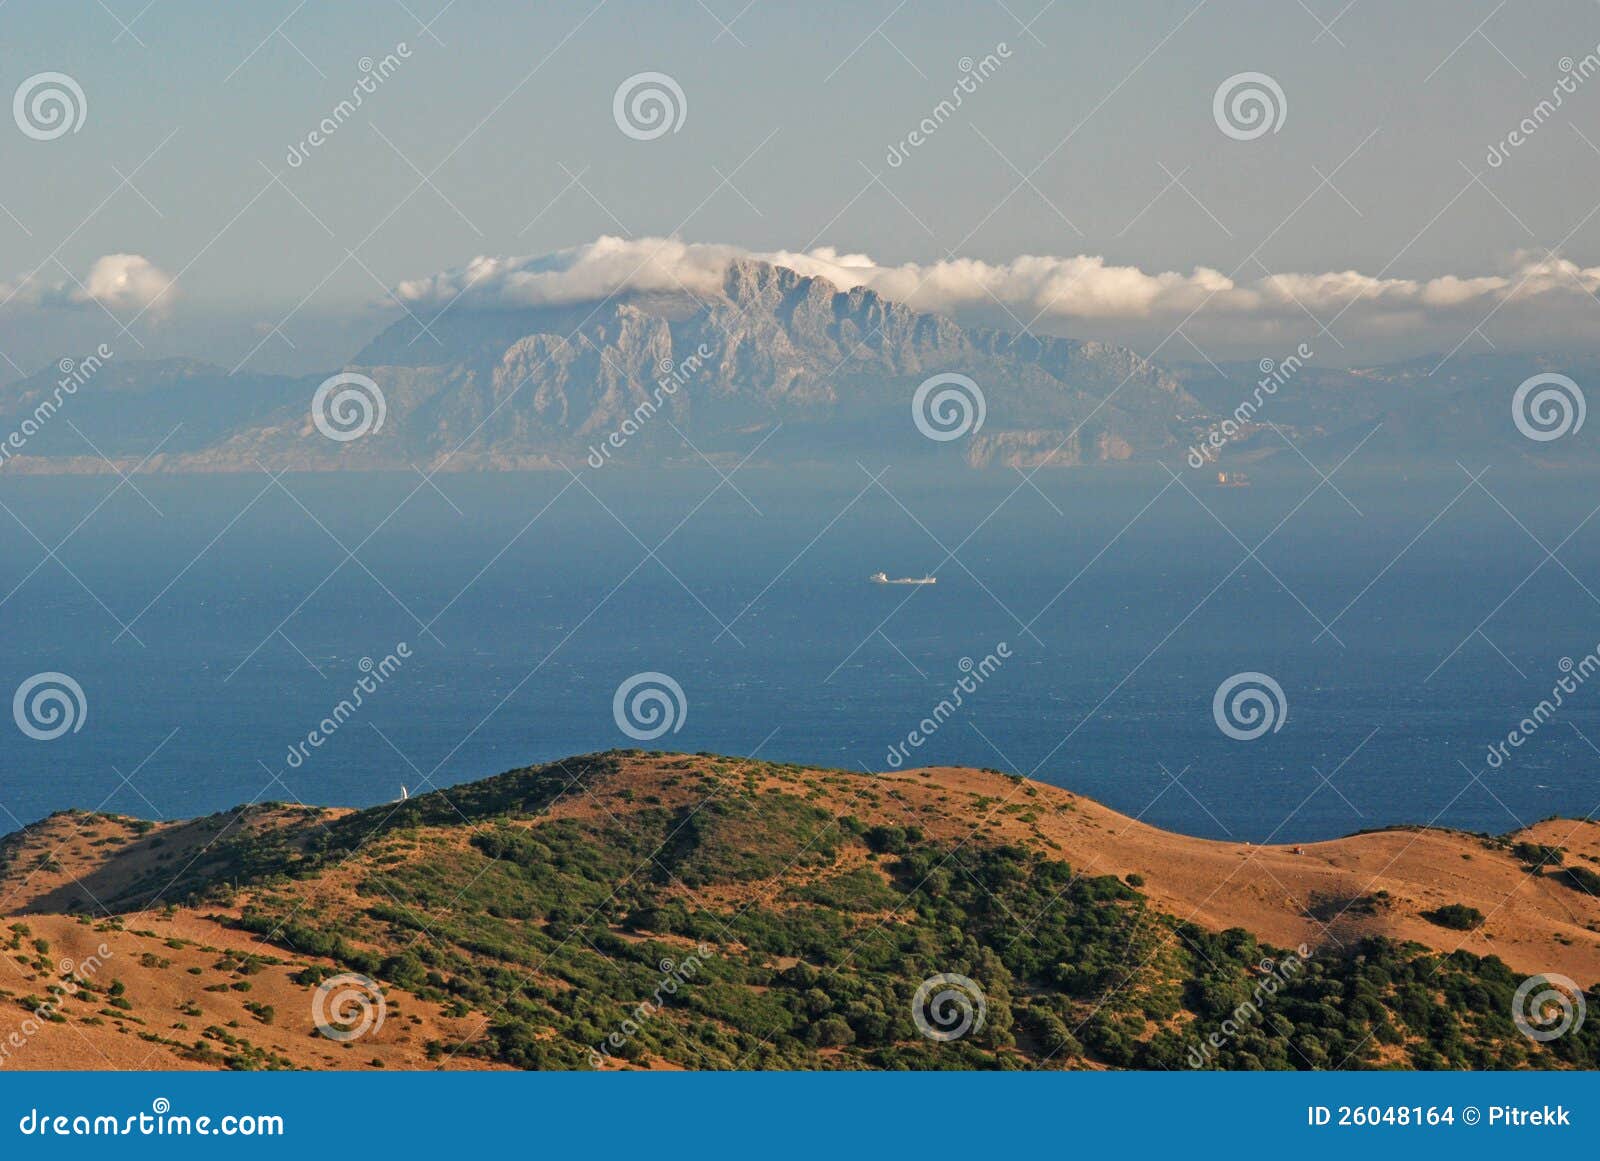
[{"xmin": 1, "ymin": 463, "xmax": 1597, "ymax": 842}]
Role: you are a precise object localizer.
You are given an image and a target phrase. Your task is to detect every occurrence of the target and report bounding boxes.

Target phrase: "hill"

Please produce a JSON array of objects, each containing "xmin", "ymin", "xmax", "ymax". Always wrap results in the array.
[{"xmin": 0, "ymin": 751, "xmax": 1596, "ymax": 1070}]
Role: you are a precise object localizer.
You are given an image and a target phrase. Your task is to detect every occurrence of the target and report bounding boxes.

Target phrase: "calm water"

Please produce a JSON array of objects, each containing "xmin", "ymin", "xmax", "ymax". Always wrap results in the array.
[{"xmin": 1, "ymin": 466, "xmax": 1598, "ymax": 841}]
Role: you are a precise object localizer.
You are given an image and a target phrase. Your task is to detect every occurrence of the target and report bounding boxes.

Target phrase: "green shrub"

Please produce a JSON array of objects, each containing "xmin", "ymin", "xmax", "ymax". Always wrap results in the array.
[{"xmin": 1420, "ymin": 903, "xmax": 1485, "ymax": 931}]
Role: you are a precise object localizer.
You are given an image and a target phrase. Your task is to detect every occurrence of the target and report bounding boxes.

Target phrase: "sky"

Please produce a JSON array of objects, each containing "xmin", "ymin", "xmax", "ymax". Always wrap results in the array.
[{"xmin": 3, "ymin": 0, "xmax": 1600, "ymax": 374}]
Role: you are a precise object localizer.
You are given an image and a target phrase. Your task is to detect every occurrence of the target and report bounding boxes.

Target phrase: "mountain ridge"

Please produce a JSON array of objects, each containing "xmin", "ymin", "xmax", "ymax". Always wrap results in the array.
[
  {"xmin": 0, "ymin": 256, "xmax": 1594, "ymax": 473},
  {"xmin": 1, "ymin": 750, "xmax": 1597, "ymax": 1071}
]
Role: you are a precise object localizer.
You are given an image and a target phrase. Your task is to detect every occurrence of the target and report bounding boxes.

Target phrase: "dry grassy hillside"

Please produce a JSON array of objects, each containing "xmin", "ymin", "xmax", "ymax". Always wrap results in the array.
[{"xmin": 0, "ymin": 751, "xmax": 1595, "ymax": 1071}]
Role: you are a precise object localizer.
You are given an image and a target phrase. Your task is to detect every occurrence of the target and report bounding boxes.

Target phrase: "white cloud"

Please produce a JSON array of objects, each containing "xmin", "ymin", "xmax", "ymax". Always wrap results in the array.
[
  {"xmin": 391, "ymin": 237, "xmax": 741, "ymax": 309},
  {"xmin": 0, "ymin": 253, "xmax": 176, "ymax": 316},
  {"xmin": 390, "ymin": 236, "xmax": 1600, "ymax": 354},
  {"xmin": 74, "ymin": 254, "xmax": 176, "ymax": 314}
]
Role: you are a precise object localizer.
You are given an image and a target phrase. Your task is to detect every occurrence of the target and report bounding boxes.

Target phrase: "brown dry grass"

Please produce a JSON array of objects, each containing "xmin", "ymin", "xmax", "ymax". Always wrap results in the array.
[{"xmin": 2, "ymin": 752, "xmax": 1596, "ymax": 1070}]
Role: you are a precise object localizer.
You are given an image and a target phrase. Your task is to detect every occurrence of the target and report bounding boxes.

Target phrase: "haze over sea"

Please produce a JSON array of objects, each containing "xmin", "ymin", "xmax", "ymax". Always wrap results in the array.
[{"xmin": 2, "ymin": 464, "xmax": 1597, "ymax": 842}]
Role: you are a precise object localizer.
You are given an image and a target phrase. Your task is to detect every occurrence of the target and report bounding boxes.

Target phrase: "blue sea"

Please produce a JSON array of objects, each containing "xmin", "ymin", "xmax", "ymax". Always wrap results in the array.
[{"xmin": 1, "ymin": 464, "xmax": 1597, "ymax": 841}]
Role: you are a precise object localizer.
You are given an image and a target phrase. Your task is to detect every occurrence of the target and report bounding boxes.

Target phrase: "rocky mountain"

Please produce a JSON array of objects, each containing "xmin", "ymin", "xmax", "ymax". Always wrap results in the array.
[
  {"xmin": 0, "ymin": 258, "xmax": 1593, "ymax": 473},
  {"xmin": 1174, "ymin": 351, "xmax": 1600, "ymax": 470},
  {"xmin": 0, "ymin": 259, "xmax": 1202, "ymax": 472},
  {"xmin": 339, "ymin": 257, "xmax": 1211, "ymax": 469}
]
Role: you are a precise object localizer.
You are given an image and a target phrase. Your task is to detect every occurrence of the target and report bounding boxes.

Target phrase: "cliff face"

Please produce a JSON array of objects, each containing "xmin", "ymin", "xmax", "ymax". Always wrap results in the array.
[
  {"xmin": 334, "ymin": 257, "xmax": 1201, "ymax": 466},
  {"xmin": 4, "ymin": 259, "xmax": 1590, "ymax": 472},
  {"xmin": 0, "ymin": 259, "xmax": 1201, "ymax": 471}
]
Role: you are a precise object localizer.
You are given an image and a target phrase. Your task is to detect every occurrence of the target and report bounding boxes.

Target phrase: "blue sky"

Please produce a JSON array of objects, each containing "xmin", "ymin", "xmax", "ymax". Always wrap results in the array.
[{"xmin": 3, "ymin": 0, "xmax": 1600, "ymax": 371}]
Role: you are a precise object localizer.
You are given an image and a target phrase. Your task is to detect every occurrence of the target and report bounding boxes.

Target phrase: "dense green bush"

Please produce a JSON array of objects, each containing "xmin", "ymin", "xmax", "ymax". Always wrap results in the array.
[{"xmin": 1421, "ymin": 903, "xmax": 1486, "ymax": 931}]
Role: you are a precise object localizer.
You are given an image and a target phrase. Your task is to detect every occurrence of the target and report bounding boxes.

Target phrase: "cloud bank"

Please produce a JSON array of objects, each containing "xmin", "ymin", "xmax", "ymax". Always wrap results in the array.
[
  {"xmin": 1, "ymin": 254, "xmax": 176, "ymax": 316},
  {"xmin": 391, "ymin": 236, "xmax": 1600, "ymax": 355}
]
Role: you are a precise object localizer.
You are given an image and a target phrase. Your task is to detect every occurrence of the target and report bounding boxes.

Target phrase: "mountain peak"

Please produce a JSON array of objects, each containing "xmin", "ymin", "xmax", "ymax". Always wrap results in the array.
[{"xmin": 720, "ymin": 254, "xmax": 818, "ymax": 301}]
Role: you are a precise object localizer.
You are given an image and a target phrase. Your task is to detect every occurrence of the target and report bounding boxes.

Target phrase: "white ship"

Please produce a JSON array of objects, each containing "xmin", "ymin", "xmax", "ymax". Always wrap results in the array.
[{"xmin": 869, "ymin": 571, "xmax": 937, "ymax": 585}]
